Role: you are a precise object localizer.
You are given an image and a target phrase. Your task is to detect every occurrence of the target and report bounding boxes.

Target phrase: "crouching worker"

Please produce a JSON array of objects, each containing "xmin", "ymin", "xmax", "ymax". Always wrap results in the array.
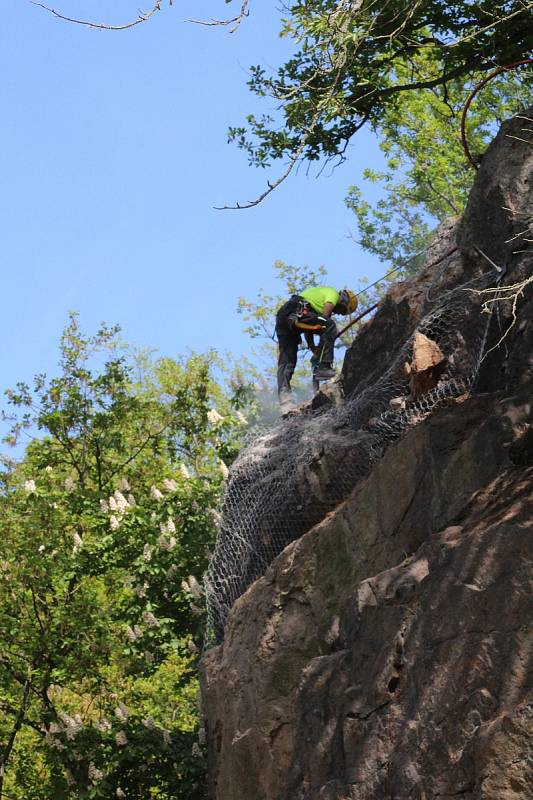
[{"xmin": 275, "ymin": 286, "xmax": 357, "ymax": 407}]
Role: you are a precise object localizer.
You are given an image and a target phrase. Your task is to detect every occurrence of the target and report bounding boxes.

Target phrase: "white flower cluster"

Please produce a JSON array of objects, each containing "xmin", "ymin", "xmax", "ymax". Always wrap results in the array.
[
  {"xmin": 142, "ymin": 610, "xmax": 160, "ymax": 628},
  {"xmin": 24, "ymin": 479, "xmax": 36, "ymax": 493},
  {"xmin": 166, "ymin": 564, "xmax": 178, "ymax": 579},
  {"xmin": 58, "ymin": 712, "xmax": 84, "ymax": 741},
  {"xmin": 114, "ymin": 702, "xmax": 130, "ymax": 722},
  {"xmin": 103, "ymin": 487, "xmax": 134, "ymax": 531},
  {"xmin": 95, "ymin": 717, "xmax": 112, "ymax": 732},
  {"xmin": 207, "ymin": 408, "xmax": 223, "ymax": 425},
  {"xmin": 160, "ymin": 518, "xmax": 176, "ymax": 535},
  {"xmin": 181, "ymin": 574, "xmax": 203, "ymax": 599},
  {"xmin": 116, "ymin": 788, "xmax": 126, "ymax": 798},
  {"xmin": 72, "ymin": 532, "xmax": 83, "ymax": 554},
  {"xmin": 157, "ymin": 534, "xmax": 177, "ymax": 552},
  {"xmin": 133, "ymin": 582, "xmax": 148, "ymax": 598},
  {"xmin": 142, "ymin": 716, "xmax": 155, "ymax": 729},
  {"xmin": 115, "ymin": 730, "xmax": 128, "ymax": 746},
  {"xmin": 150, "ymin": 485, "xmax": 164, "ymax": 501},
  {"xmin": 143, "ymin": 544, "xmax": 152, "ymax": 562},
  {"xmin": 64, "ymin": 476, "xmax": 75, "ymax": 493},
  {"xmin": 163, "ymin": 477, "xmax": 177, "ymax": 492},
  {"xmin": 180, "ymin": 464, "xmax": 190, "ymax": 479},
  {"xmin": 88, "ymin": 762, "xmax": 104, "ymax": 783},
  {"xmin": 158, "ymin": 518, "xmax": 177, "ymax": 551},
  {"xmin": 125, "ymin": 624, "xmax": 143, "ymax": 642}
]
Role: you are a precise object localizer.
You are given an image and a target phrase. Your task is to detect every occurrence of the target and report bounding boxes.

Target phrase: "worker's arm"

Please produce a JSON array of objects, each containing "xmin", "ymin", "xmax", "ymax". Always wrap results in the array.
[{"xmin": 322, "ymin": 301, "xmax": 335, "ymax": 318}]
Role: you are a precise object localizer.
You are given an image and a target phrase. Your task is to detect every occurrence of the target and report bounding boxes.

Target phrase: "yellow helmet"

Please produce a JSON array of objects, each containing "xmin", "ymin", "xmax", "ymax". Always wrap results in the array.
[{"xmin": 339, "ymin": 288, "xmax": 357, "ymax": 314}]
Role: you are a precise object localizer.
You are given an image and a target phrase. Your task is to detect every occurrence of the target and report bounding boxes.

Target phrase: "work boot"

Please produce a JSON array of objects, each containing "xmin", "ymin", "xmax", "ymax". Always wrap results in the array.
[{"xmin": 313, "ymin": 364, "xmax": 336, "ymax": 380}]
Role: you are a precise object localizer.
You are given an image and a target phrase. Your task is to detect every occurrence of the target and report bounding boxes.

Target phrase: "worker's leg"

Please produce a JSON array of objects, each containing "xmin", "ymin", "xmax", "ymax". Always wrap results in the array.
[
  {"xmin": 315, "ymin": 318, "xmax": 337, "ymax": 366},
  {"xmin": 276, "ymin": 332, "xmax": 299, "ymax": 400}
]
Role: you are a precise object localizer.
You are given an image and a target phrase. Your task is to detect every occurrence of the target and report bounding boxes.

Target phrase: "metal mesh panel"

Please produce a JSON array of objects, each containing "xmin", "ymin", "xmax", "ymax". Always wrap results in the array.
[{"xmin": 205, "ymin": 272, "xmax": 496, "ymax": 645}]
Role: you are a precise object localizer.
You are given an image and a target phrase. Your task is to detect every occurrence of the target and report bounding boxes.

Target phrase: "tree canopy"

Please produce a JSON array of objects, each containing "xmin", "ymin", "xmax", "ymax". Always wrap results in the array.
[
  {"xmin": 228, "ymin": 0, "xmax": 532, "ymax": 195},
  {"xmin": 0, "ymin": 316, "xmax": 254, "ymax": 798}
]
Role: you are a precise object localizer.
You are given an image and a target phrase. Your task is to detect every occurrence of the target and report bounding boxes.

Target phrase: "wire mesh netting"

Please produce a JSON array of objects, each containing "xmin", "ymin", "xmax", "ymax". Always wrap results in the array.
[{"xmin": 205, "ymin": 270, "xmax": 498, "ymax": 645}]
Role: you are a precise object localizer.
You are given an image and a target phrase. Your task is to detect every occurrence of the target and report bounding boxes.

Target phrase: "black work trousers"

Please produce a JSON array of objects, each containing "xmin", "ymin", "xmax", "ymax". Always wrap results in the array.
[{"xmin": 275, "ymin": 297, "xmax": 337, "ymax": 397}]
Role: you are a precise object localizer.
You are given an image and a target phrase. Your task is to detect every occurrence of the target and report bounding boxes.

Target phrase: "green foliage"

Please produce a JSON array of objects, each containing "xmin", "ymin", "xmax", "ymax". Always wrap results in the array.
[
  {"xmin": 229, "ymin": 1, "xmax": 533, "ymax": 173},
  {"xmin": 0, "ymin": 315, "xmax": 253, "ymax": 798},
  {"xmin": 345, "ymin": 64, "xmax": 533, "ymax": 269}
]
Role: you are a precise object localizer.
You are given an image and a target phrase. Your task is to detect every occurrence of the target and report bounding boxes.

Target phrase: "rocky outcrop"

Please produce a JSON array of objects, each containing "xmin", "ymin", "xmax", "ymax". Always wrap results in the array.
[{"xmin": 201, "ymin": 110, "xmax": 533, "ymax": 799}]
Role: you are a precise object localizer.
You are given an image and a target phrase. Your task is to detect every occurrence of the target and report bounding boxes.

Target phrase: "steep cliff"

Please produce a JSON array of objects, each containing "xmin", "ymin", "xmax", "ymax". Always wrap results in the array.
[{"xmin": 201, "ymin": 111, "xmax": 533, "ymax": 800}]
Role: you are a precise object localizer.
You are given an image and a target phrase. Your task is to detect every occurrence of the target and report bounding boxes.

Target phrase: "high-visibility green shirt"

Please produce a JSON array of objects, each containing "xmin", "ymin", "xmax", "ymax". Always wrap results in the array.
[{"xmin": 300, "ymin": 286, "xmax": 340, "ymax": 315}]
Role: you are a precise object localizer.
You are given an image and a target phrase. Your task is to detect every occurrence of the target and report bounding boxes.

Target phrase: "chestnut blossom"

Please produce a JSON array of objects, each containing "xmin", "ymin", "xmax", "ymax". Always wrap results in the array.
[
  {"xmin": 59, "ymin": 712, "xmax": 83, "ymax": 741},
  {"xmin": 207, "ymin": 408, "xmax": 223, "ymax": 424},
  {"xmin": 157, "ymin": 534, "xmax": 176, "ymax": 552},
  {"xmin": 110, "ymin": 515, "xmax": 120, "ymax": 531},
  {"xmin": 88, "ymin": 762, "xmax": 104, "ymax": 782},
  {"xmin": 142, "ymin": 611, "xmax": 160, "ymax": 628},
  {"xmin": 113, "ymin": 490, "xmax": 129, "ymax": 514},
  {"xmin": 116, "ymin": 789, "xmax": 126, "ymax": 799},
  {"xmin": 95, "ymin": 718, "xmax": 112, "ymax": 733},
  {"xmin": 179, "ymin": 464, "xmax": 190, "ymax": 479},
  {"xmin": 24, "ymin": 479, "xmax": 36, "ymax": 493},
  {"xmin": 64, "ymin": 477, "xmax": 75, "ymax": 493},
  {"xmin": 150, "ymin": 485, "xmax": 164, "ymax": 501},
  {"xmin": 115, "ymin": 730, "xmax": 128, "ymax": 747},
  {"xmin": 100, "ymin": 499, "xmax": 109, "ymax": 513},
  {"xmin": 114, "ymin": 703, "xmax": 129, "ymax": 722},
  {"xmin": 160, "ymin": 518, "xmax": 176, "ymax": 535},
  {"xmin": 72, "ymin": 532, "xmax": 83, "ymax": 553},
  {"xmin": 163, "ymin": 478, "xmax": 177, "ymax": 492},
  {"xmin": 119, "ymin": 478, "xmax": 130, "ymax": 491},
  {"xmin": 143, "ymin": 544, "xmax": 152, "ymax": 562}
]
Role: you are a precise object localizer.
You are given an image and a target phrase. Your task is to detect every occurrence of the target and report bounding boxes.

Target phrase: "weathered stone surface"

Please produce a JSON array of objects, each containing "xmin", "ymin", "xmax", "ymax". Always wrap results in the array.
[
  {"xmin": 201, "ymin": 112, "xmax": 533, "ymax": 800},
  {"xmin": 403, "ymin": 332, "xmax": 446, "ymax": 396},
  {"xmin": 342, "ymin": 107, "xmax": 533, "ymax": 400},
  {"xmin": 201, "ymin": 389, "xmax": 533, "ymax": 800}
]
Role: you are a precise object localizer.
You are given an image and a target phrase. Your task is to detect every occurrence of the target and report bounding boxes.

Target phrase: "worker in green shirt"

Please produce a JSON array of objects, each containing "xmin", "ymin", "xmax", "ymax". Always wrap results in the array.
[{"xmin": 275, "ymin": 286, "xmax": 357, "ymax": 405}]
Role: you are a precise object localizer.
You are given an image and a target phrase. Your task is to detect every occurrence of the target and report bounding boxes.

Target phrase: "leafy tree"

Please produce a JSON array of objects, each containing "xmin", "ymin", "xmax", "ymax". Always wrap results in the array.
[
  {"xmin": 345, "ymin": 63, "xmax": 533, "ymax": 270},
  {"xmin": 0, "ymin": 315, "xmax": 253, "ymax": 798},
  {"xmin": 226, "ymin": 0, "xmax": 533, "ymax": 206}
]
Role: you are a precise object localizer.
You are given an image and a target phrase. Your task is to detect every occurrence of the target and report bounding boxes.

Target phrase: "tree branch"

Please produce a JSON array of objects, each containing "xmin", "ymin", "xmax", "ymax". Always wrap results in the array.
[{"xmin": 31, "ymin": 1, "xmax": 163, "ymax": 31}]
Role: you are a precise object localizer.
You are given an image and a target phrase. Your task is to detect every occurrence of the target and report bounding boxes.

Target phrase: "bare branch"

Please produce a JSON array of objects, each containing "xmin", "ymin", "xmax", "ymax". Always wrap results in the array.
[
  {"xmin": 187, "ymin": 0, "xmax": 250, "ymax": 34},
  {"xmin": 31, "ymin": 1, "xmax": 163, "ymax": 31}
]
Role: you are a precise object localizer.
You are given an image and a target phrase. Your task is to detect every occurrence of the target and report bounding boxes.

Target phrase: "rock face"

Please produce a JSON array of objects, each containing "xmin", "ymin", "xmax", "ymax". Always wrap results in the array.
[{"xmin": 201, "ymin": 111, "xmax": 533, "ymax": 799}]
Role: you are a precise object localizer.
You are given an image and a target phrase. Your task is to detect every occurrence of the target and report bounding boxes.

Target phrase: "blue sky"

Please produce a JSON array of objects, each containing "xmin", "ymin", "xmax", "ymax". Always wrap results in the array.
[{"xmin": 1, "ymin": 1, "xmax": 385, "ymax": 400}]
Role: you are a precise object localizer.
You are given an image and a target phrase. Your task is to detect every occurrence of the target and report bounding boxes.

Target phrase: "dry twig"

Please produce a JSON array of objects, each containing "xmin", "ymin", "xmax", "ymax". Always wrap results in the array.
[{"xmin": 31, "ymin": 1, "xmax": 164, "ymax": 31}]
